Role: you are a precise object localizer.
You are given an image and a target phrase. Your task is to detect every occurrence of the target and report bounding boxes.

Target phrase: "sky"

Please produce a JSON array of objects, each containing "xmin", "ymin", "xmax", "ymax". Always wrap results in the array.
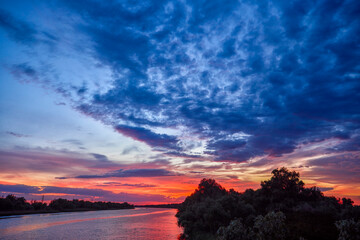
[{"xmin": 0, "ymin": 0, "xmax": 359, "ymax": 205}]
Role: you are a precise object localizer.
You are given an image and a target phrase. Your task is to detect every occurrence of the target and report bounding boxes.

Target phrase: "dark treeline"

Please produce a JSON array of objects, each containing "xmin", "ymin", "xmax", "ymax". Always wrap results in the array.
[
  {"xmin": 135, "ymin": 203, "xmax": 181, "ymax": 209},
  {"xmin": 176, "ymin": 167, "xmax": 360, "ymax": 240},
  {"xmin": 48, "ymin": 198, "xmax": 133, "ymax": 211},
  {"xmin": 0, "ymin": 195, "xmax": 134, "ymax": 215}
]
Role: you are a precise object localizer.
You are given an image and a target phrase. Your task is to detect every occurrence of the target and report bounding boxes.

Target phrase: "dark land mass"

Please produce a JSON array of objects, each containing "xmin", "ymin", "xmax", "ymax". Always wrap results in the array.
[
  {"xmin": 0, "ymin": 196, "xmax": 134, "ymax": 217},
  {"xmin": 135, "ymin": 203, "xmax": 181, "ymax": 209},
  {"xmin": 176, "ymin": 167, "xmax": 360, "ymax": 240}
]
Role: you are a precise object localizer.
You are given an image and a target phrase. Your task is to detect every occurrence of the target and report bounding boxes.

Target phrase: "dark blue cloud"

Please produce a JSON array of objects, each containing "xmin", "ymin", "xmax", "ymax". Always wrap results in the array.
[
  {"xmin": 40, "ymin": 186, "xmax": 108, "ymax": 196},
  {"xmin": 74, "ymin": 168, "xmax": 179, "ymax": 178},
  {"xmin": 6, "ymin": 131, "xmax": 29, "ymax": 138},
  {"xmin": 10, "ymin": 63, "xmax": 38, "ymax": 81},
  {"xmin": 0, "ymin": 8, "xmax": 57, "ymax": 46},
  {"xmin": 0, "ymin": 184, "xmax": 114, "ymax": 196},
  {"xmin": 97, "ymin": 182, "xmax": 157, "ymax": 188},
  {"xmin": 307, "ymin": 153, "xmax": 360, "ymax": 184},
  {"xmin": 0, "ymin": 149, "xmax": 124, "ymax": 175},
  {"xmin": 326, "ymin": 135, "xmax": 360, "ymax": 153},
  {"xmin": 319, "ymin": 187, "xmax": 334, "ymax": 192},
  {"xmin": 4, "ymin": 0, "xmax": 360, "ymax": 163},
  {"xmin": 164, "ymin": 151, "xmax": 203, "ymax": 159},
  {"xmin": 115, "ymin": 125, "xmax": 179, "ymax": 150},
  {"xmin": 91, "ymin": 153, "xmax": 109, "ymax": 162},
  {"xmin": 0, "ymin": 184, "xmax": 39, "ymax": 194},
  {"xmin": 0, "ymin": 9, "xmax": 37, "ymax": 44},
  {"xmin": 0, "ymin": 184, "xmax": 180, "ymax": 203}
]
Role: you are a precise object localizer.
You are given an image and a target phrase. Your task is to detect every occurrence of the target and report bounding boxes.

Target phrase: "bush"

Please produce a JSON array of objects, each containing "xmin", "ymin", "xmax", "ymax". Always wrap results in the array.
[
  {"xmin": 253, "ymin": 211, "xmax": 287, "ymax": 240},
  {"xmin": 336, "ymin": 219, "xmax": 360, "ymax": 240},
  {"xmin": 176, "ymin": 168, "xmax": 359, "ymax": 240}
]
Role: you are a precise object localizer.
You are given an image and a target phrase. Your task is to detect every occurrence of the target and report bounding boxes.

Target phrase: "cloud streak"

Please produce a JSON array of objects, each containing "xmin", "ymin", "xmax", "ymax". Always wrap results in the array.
[
  {"xmin": 115, "ymin": 125, "xmax": 180, "ymax": 151},
  {"xmin": 0, "ymin": 184, "xmax": 182, "ymax": 203},
  {"xmin": 74, "ymin": 168, "xmax": 179, "ymax": 179}
]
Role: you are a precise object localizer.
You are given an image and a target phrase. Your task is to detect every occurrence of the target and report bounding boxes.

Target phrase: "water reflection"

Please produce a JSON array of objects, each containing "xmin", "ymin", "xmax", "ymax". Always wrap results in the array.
[{"xmin": 0, "ymin": 208, "xmax": 182, "ymax": 240}]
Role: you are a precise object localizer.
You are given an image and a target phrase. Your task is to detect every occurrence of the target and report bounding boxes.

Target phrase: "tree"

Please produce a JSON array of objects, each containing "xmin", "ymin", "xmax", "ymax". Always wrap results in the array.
[
  {"xmin": 336, "ymin": 219, "xmax": 360, "ymax": 240},
  {"xmin": 176, "ymin": 168, "xmax": 357, "ymax": 240},
  {"xmin": 342, "ymin": 198, "xmax": 354, "ymax": 208},
  {"xmin": 253, "ymin": 211, "xmax": 287, "ymax": 240},
  {"xmin": 261, "ymin": 167, "xmax": 304, "ymax": 194},
  {"xmin": 176, "ymin": 179, "xmax": 229, "ymax": 237},
  {"xmin": 260, "ymin": 167, "xmax": 305, "ymax": 211},
  {"xmin": 217, "ymin": 219, "xmax": 255, "ymax": 240}
]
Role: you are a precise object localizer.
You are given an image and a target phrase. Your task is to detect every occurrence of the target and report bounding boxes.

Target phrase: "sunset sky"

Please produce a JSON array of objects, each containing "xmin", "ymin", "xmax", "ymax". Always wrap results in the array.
[{"xmin": 0, "ymin": 0, "xmax": 359, "ymax": 205}]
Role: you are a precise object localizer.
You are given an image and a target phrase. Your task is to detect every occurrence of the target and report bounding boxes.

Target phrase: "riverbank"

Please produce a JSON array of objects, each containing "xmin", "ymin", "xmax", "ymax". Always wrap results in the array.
[
  {"xmin": 135, "ymin": 203, "xmax": 180, "ymax": 209},
  {"xmin": 0, "ymin": 207, "xmax": 135, "ymax": 217},
  {"xmin": 0, "ymin": 195, "xmax": 135, "ymax": 217}
]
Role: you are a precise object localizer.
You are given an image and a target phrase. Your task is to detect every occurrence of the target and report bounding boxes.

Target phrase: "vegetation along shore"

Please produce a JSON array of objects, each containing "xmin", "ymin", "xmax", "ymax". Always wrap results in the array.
[
  {"xmin": 176, "ymin": 168, "xmax": 360, "ymax": 240},
  {"xmin": 0, "ymin": 195, "xmax": 134, "ymax": 217}
]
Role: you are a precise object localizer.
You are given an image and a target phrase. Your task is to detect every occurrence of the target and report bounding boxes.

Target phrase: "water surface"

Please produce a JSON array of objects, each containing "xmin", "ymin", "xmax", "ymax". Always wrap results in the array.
[{"xmin": 0, "ymin": 208, "xmax": 182, "ymax": 240}]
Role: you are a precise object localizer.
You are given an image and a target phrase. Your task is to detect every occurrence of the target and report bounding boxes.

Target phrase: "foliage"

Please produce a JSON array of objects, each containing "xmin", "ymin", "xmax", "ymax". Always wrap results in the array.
[
  {"xmin": 176, "ymin": 179, "xmax": 255, "ymax": 238},
  {"xmin": 253, "ymin": 211, "xmax": 286, "ymax": 240},
  {"xmin": 30, "ymin": 200, "xmax": 47, "ymax": 210},
  {"xmin": 217, "ymin": 212, "xmax": 286, "ymax": 240},
  {"xmin": 0, "ymin": 195, "xmax": 134, "ymax": 213},
  {"xmin": 335, "ymin": 219, "xmax": 360, "ymax": 240},
  {"xmin": 49, "ymin": 198, "xmax": 134, "ymax": 211},
  {"xmin": 176, "ymin": 167, "xmax": 359, "ymax": 240},
  {"xmin": 0, "ymin": 194, "xmax": 32, "ymax": 211},
  {"xmin": 217, "ymin": 219, "xmax": 254, "ymax": 240}
]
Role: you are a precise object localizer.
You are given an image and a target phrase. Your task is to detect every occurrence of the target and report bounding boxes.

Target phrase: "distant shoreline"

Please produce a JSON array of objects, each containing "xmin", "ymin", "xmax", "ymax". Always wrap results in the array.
[
  {"xmin": 0, "ymin": 205, "xmax": 181, "ymax": 217},
  {"xmin": 135, "ymin": 203, "xmax": 180, "ymax": 209},
  {"xmin": 0, "ymin": 194, "xmax": 180, "ymax": 217},
  {"xmin": 0, "ymin": 207, "xmax": 134, "ymax": 217}
]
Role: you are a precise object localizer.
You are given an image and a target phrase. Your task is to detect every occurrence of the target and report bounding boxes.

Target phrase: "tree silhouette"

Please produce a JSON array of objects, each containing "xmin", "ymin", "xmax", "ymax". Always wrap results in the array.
[
  {"xmin": 176, "ymin": 167, "xmax": 359, "ymax": 240},
  {"xmin": 261, "ymin": 167, "xmax": 304, "ymax": 194}
]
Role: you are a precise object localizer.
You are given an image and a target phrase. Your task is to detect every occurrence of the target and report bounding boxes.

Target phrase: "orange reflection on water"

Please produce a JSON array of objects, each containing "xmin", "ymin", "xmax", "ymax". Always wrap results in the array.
[{"xmin": 0, "ymin": 209, "xmax": 180, "ymax": 238}]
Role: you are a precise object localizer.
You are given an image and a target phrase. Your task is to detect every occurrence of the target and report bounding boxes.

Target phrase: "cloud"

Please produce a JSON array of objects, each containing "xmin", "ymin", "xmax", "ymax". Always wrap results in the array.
[
  {"xmin": 91, "ymin": 153, "xmax": 109, "ymax": 162},
  {"xmin": 6, "ymin": 131, "xmax": 30, "ymax": 138},
  {"xmin": 0, "ymin": 184, "xmax": 39, "ymax": 194},
  {"xmin": 307, "ymin": 153, "xmax": 360, "ymax": 184},
  {"xmin": 327, "ymin": 135, "xmax": 360, "ymax": 153},
  {"xmin": 122, "ymin": 146, "xmax": 139, "ymax": 155},
  {"xmin": 318, "ymin": 187, "xmax": 334, "ymax": 192},
  {"xmin": 74, "ymin": 168, "xmax": 179, "ymax": 179},
  {"xmin": 10, "ymin": 63, "xmax": 38, "ymax": 81},
  {"xmin": 97, "ymin": 182, "xmax": 157, "ymax": 188},
  {"xmin": 164, "ymin": 151, "xmax": 203, "ymax": 159},
  {"xmin": 62, "ymin": 139, "xmax": 83, "ymax": 146},
  {"xmin": 70, "ymin": 0, "xmax": 359, "ymax": 162},
  {"xmin": 0, "ymin": 147, "xmax": 184, "ymax": 185},
  {"xmin": 2, "ymin": 0, "xmax": 360, "ymax": 164},
  {"xmin": 40, "ymin": 186, "xmax": 108, "ymax": 196},
  {"xmin": 0, "ymin": 184, "xmax": 181, "ymax": 203},
  {"xmin": 0, "ymin": 148, "xmax": 123, "ymax": 176},
  {"xmin": 115, "ymin": 125, "xmax": 179, "ymax": 151},
  {"xmin": 0, "ymin": 9, "xmax": 37, "ymax": 44}
]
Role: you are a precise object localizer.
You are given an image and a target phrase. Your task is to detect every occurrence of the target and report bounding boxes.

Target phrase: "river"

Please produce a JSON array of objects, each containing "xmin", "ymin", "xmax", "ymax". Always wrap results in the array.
[{"xmin": 0, "ymin": 208, "xmax": 182, "ymax": 240}]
